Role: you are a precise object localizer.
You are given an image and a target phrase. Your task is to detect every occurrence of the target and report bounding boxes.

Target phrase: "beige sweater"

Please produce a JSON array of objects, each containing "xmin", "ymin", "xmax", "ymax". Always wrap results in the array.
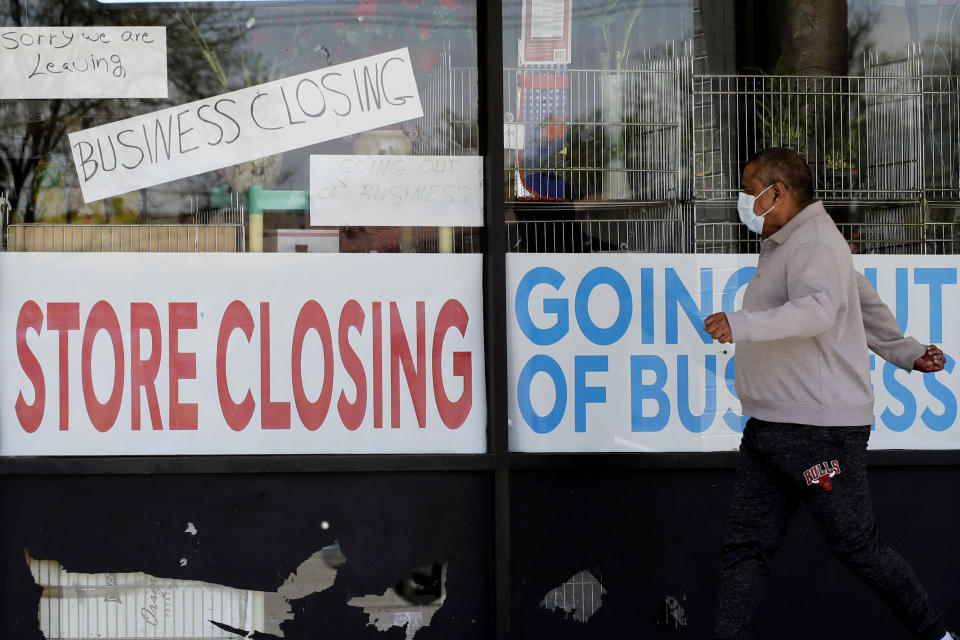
[{"xmin": 726, "ymin": 201, "xmax": 926, "ymax": 426}]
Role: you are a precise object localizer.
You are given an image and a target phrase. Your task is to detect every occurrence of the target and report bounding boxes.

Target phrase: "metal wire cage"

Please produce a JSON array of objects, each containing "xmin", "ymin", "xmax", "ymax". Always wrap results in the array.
[
  {"xmin": 926, "ymin": 203, "xmax": 960, "ymax": 255},
  {"xmin": 507, "ymin": 203, "xmax": 693, "ymax": 253},
  {"xmin": 693, "ymin": 46, "xmax": 925, "ymax": 201},
  {"xmin": 503, "ymin": 45, "xmax": 691, "ymax": 204},
  {"xmin": 415, "ymin": 48, "xmax": 479, "ymax": 158},
  {"xmin": 693, "ymin": 202, "xmax": 936, "ymax": 255},
  {"xmin": 924, "ymin": 75, "xmax": 960, "ymax": 201}
]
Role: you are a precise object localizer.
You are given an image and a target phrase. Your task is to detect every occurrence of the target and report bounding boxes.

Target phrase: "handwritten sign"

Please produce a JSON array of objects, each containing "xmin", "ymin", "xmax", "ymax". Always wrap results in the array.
[
  {"xmin": 0, "ymin": 27, "xmax": 167, "ymax": 99},
  {"xmin": 68, "ymin": 49, "xmax": 423, "ymax": 203},
  {"xmin": 310, "ymin": 155, "xmax": 483, "ymax": 227}
]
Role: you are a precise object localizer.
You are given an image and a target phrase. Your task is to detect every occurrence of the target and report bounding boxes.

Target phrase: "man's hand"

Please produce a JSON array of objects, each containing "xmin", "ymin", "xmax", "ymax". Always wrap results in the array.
[
  {"xmin": 704, "ymin": 312, "xmax": 733, "ymax": 344},
  {"xmin": 913, "ymin": 344, "xmax": 945, "ymax": 372}
]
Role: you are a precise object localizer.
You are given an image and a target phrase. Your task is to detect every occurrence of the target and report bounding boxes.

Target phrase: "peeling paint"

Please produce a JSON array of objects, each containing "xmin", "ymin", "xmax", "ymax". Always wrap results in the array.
[
  {"xmin": 347, "ymin": 562, "xmax": 447, "ymax": 639},
  {"xmin": 664, "ymin": 595, "xmax": 688, "ymax": 627},
  {"xmin": 184, "ymin": 522, "xmax": 198, "ymax": 536},
  {"xmin": 540, "ymin": 569, "xmax": 606, "ymax": 623},
  {"xmin": 26, "ymin": 544, "xmax": 346, "ymax": 639}
]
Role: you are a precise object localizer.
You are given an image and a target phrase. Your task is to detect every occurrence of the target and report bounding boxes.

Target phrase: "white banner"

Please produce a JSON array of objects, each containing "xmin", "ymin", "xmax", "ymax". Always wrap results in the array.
[
  {"xmin": 507, "ymin": 254, "xmax": 960, "ymax": 452},
  {"xmin": 310, "ymin": 155, "xmax": 483, "ymax": 227},
  {"xmin": 0, "ymin": 253, "xmax": 485, "ymax": 455},
  {"xmin": 68, "ymin": 49, "xmax": 423, "ymax": 203},
  {"xmin": 0, "ymin": 27, "xmax": 168, "ymax": 99}
]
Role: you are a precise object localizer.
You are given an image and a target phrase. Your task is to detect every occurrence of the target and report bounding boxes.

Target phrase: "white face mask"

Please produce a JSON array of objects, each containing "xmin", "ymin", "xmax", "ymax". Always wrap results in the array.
[{"xmin": 737, "ymin": 184, "xmax": 776, "ymax": 234}]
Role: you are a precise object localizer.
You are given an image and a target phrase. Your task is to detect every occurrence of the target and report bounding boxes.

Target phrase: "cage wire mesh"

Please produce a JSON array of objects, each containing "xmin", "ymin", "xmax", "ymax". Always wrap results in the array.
[
  {"xmin": 504, "ymin": 43, "xmax": 695, "ymax": 254},
  {"xmin": 693, "ymin": 45, "xmax": 925, "ymax": 202},
  {"xmin": 694, "ymin": 202, "xmax": 928, "ymax": 255},
  {"xmin": 414, "ymin": 46, "xmax": 479, "ymax": 157},
  {"xmin": 186, "ymin": 190, "xmax": 246, "ymax": 227},
  {"xmin": 507, "ymin": 203, "xmax": 693, "ymax": 253},
  {"xmin": 924, "ymin": 75, "xmax": 960, "ymax": 201},
  {"xmin": 504, "ymin": 43, "xmax": 691, "ymax": 204},
  {"xmin": 926, "ymin": 203, "xmax": 960, "ymax": 254},
  {"xmin": 404, "ymin": 46, "xmax": 482, "ymax": 253}
]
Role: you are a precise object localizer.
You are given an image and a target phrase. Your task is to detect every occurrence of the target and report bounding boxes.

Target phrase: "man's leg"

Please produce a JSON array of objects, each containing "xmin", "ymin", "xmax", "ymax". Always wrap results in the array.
[
  {"xmin": 801, "ymin": 426, "xmax": 946, "ymax": 640},
  {"xmin": 714, "ymin": 419, "xmax": 800, "ymax": 640}
]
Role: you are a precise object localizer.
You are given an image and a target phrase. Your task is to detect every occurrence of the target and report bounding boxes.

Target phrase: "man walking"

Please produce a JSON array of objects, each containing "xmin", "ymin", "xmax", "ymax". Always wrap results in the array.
[{"xmin": 703, "ymin": 148, "xmax": 953, "ymax": 640}]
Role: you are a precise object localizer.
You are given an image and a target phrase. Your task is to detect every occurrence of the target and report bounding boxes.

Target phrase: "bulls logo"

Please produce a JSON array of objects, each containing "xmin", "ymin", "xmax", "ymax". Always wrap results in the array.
[{"xmin": 803, "ymin": 460, "xmax": 841, "ymax": 491}]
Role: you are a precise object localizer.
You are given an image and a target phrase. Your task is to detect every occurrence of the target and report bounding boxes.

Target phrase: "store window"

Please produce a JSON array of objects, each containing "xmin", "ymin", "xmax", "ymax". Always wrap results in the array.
[
  {"xmin": 0, "ymin": 0, "xmax": 486, "ymax": 455},
  {"xmin": 0, "ymin": 0, "xmax": 480, "ymax": 254},
  {"xmin": 503, "ymin": 1, "xmax": 960, "ymax": 455},
  {"xmin": 502, "ymin": 0, "xmax": 694, "ymax": 253}
]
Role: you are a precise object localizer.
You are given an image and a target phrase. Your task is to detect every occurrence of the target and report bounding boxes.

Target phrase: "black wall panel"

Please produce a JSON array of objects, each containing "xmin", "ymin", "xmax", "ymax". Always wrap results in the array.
[{"xmin": 0, "ymin": 472, "xmax": 491, "ymax": 640}]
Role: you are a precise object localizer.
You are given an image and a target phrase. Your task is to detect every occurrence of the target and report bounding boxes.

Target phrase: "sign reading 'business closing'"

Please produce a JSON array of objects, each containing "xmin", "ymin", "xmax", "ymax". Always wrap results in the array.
[
  {"xmin": 0, "ymin": 254, "xmax": 486, "ymax": 456},
  {"xmin": 68, "ymin": 49, "xmax": 423, "ymax": 203}
]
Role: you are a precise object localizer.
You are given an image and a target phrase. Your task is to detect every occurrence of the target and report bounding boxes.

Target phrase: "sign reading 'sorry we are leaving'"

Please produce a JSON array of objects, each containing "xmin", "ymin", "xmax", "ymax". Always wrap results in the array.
[
  {"xmin": 69, "ymin": 49, "xmax": 423, "ymax": 203},
  {"xmin": 0, "ymin": 27, "xmax": 167, "ymax": 99}
]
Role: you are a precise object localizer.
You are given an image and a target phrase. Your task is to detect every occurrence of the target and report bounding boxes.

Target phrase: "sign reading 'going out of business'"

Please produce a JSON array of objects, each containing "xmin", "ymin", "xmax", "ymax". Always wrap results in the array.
[
  {"xmin": 508, "ymin": 254, "xmax": 960, "ymax": 452},
  {"xmin": 310, "ymin": 155, "xmax": 484, "ymax": 227},
  {"xmin": 68, "ymin": 49, "xmax": 423, "ymax": 203}
]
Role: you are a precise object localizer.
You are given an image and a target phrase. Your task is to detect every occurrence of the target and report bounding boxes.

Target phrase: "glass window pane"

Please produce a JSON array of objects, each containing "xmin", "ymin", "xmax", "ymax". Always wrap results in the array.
[
  {"xmin": 502, "ymin": 0, "xmax": 694, "ymax": 253},
  {"xmin": 0, "ymin": 0, "xmax": 480, "ymax": 254}
]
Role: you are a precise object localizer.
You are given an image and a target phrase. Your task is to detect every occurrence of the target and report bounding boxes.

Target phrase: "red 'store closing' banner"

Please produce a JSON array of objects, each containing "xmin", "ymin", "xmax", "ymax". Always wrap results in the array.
[{"xmin": 0, "ymin": 254, "xmax": 486, "ymax": 455}]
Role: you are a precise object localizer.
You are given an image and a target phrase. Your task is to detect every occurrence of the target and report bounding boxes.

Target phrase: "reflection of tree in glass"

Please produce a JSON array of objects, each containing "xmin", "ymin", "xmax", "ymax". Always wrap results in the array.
[
  {"xmin": 847, "ymin": 3, "xmax": 879, "ymax": 75},
  {"xmin": 0, "ymin": 0, "xmax": 240, "ymax": 221},
  {"xmin": 581, "ymin": 0, "xmax": 646, "ymax": 70}
]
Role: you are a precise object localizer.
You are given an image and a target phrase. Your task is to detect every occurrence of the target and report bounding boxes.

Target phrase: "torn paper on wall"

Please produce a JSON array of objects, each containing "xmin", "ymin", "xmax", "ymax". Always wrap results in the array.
[
  {"xmin": 664, "ymin": 595, "xmax": 688, "ymax": 627},
  {"xmin": 347, "ymin": 562, "xmax": 447, "ymax": 640},
  {"xmin": 26, "ymin": 544, "xmax": 345, "ymax": 639},
  {"xmin": 540, "ymin": 569, "xmax": 606, "ymax": 623},
  {"xmin": 27, "ymin": 550, "xmax": 256, "ymax": 639},
  {"xmin": 261, "ymin": 543, "xmax": 346, "ymax": 636}
]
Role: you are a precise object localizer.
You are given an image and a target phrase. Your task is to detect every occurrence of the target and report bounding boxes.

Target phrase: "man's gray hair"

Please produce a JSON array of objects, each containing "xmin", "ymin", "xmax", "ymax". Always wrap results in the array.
[{"xmin": 748, "ymin": 148, "xmax": 815, "ymax": 201}]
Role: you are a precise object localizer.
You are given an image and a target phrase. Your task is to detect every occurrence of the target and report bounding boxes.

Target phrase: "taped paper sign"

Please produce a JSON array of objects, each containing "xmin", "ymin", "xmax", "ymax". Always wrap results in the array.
[
  {"xmin": 310, "ymin": 155, "xmax": 483, "ymax": 227},
  {"xmin": 68, "ymin": 49, "xmax": 423, "ymax": 203},
  {"xmin": 0, "ymin": 27, "xmax": 167, "ymax": 99}
]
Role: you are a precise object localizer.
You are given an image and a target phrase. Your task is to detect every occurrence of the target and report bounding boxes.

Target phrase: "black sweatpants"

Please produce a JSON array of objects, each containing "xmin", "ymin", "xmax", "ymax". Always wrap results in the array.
[{"xmin": 713, "ymin": 418, "xmax": 945, "ymax": 640}]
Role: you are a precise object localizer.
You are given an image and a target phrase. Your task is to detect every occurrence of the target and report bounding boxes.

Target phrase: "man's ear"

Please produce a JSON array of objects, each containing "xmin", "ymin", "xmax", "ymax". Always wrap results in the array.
[{"xmin": 773, "ymin": 182, "xmax": 787, "ymax": 203}]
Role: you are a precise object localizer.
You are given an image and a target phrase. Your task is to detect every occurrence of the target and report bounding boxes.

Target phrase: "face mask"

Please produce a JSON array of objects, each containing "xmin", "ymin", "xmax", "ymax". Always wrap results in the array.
[{"xmin": 737, "ymin": 184, "xmax": 775, "ymax": 234}]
